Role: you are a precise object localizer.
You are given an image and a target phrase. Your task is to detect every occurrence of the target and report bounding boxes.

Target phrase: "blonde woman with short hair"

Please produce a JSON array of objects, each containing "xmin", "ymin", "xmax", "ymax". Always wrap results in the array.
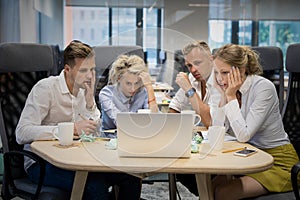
[{"xmin": 99, "ymin": 54, "xmax": 158, "ymax": 137}]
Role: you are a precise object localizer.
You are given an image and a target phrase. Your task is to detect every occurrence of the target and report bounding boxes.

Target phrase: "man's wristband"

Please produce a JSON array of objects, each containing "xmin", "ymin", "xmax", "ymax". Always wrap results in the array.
[
  {"xmin": 185, "ymin": 87, "xmax": 196, "ymax": 98},
  {"xmin": 148, "ymin": 97, "xmax": 156, "ymax": 104}
]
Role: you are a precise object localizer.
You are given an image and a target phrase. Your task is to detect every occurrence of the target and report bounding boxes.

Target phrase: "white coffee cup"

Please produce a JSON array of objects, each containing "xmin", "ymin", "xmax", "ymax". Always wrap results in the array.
[
  {"xmin": 181, "ymin": 110, "xmax": 201, "ymax": 126},
  {"xmin": 207, "ymin": 126, "xmax": 225, "ymax": 150},
  {"xmin": 137, "ymin": 109, "xmax": 151, "ymax": 113},
  {"xmin": 155, "ymin": 92, "xmax": 164, "ymax": 103},
  {"xmin": 53, "ymin": 122, "xmax": 74, "ymax": 145}
]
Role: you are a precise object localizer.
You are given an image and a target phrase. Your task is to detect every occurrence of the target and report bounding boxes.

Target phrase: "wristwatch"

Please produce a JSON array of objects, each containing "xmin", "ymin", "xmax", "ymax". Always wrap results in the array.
[{"xmin": 185, "ymin": 87, "xmax": 196, "ymax": 98}]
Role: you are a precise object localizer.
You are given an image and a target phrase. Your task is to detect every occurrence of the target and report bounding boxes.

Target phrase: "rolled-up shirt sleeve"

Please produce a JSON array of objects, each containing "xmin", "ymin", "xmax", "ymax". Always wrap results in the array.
[{"xmin": 169, "ymin": 88, "xmax": 187, "ymax": 112}]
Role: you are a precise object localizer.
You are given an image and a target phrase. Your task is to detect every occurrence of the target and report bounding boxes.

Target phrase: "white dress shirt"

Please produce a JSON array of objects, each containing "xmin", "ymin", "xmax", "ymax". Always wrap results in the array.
[
  {"xmin": 16, "ymin": 70, "xmax": 100, "ymax": 170},
  {"xmin": 223, "ymin": 75, "xmax": 290, "ymax": 149}
]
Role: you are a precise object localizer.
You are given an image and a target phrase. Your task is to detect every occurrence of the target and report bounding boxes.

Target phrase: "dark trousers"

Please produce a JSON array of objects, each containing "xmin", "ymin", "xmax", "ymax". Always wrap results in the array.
[
  {"xmin": 176, "ymin": 174, "xmax": 199, "ymax": 196},
  {"xmin": 27, "ymin": 162, "xmax": 141, "ymax": 200}
]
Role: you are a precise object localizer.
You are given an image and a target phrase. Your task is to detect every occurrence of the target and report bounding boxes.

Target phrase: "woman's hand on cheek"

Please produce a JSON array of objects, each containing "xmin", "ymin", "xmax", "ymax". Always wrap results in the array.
[{"xmin": 225, "ymin": 67, "xmax": 243, "ymax": 102}]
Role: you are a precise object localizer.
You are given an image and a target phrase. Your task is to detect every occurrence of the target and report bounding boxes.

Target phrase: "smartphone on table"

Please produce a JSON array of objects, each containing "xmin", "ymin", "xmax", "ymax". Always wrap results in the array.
[{"xmin": 234, "ymin": 148, "xmax": 257, "ymax": 157}]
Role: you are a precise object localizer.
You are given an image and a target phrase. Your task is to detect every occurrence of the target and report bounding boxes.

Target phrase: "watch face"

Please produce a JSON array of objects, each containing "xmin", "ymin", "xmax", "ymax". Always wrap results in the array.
[{"xmin": 186, "ymin": 88, "xmax": 195, "ymax": 97}]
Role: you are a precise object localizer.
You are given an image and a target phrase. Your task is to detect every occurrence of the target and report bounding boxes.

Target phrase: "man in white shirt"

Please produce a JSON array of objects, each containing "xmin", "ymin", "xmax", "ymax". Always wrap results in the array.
[
  {"xmin": 169, "ymin": 41, "xmax": 220, "ymax": 197},
  {"xmin": 16, "ymin": 40, "xmax": 141, "ymax": 200},
  {"xmin": 169, "ymin": 40, "xmax": 220, "ymax": 127}
]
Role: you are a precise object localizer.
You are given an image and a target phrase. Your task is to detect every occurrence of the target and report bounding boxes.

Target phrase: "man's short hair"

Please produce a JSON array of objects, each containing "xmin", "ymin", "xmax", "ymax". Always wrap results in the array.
[
  {"xmin": 63, "ymin": 40, "xmax": 95, "ymax": 67},
  {"xmin": 182, "ymin": 40, "xmax": 211, "ymax": 56}
]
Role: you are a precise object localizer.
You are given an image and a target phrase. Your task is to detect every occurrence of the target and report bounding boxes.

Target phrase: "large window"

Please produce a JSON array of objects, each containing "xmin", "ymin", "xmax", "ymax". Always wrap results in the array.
[
  {"xmin": 111, "ymin": 8, "xmax": 136, "ymax": 45},
  {"xmin": 65, "ymin": 7, "xmax": 109, "ymax": 46},
  {"xmin": 209, "ymin": 20, "xmax": 300, "ymax": 61},
  {"xmin": 144, "ymin": 8, "xmax": 160, "ymax": 66},
  {"xmin": 258, "ymin": 21, "xmax": 300, "ymax": 56},
  {"xmin": 64, "ymin": 6, "xmax": 163, "ymax": 68},
  {"xmin": 238, "ymin": 20, "xmax": 252, "ymax": 45},
  {"xmin": 208, "ymin": 20, "xmax": 231, "ymax": 50}
]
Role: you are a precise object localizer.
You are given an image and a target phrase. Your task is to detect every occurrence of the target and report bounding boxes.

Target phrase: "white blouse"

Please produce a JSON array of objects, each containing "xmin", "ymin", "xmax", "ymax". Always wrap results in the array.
[{"xmin": 223, "ymin": 75, "xmax": 290, "ymax": 149}]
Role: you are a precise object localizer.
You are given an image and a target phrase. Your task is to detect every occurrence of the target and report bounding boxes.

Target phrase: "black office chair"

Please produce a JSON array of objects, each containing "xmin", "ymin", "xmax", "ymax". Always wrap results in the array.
[
  {"xmin": 0, "ymin": 43, "xmax": 69, "ymax": 200},
  {"xmin": 251, "ymin": 46, "xmax": 284, "ymax": 113},
  {"xmin": 168, "ymin": 50, "xmax": 189, "ymax": 96},
  {"xmin": 281, "ymin": 43, "xmax": 300, "ymax": 200},
  {"xmin": 292, "ymin": 161, "xmax": 300, "ymax": 200}
]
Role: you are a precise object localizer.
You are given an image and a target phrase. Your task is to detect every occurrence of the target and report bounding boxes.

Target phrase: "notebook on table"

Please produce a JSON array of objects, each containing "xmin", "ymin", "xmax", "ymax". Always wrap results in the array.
[{"xmin": 116, "ymin": 113, "xmax": 194, "ymax": 158}]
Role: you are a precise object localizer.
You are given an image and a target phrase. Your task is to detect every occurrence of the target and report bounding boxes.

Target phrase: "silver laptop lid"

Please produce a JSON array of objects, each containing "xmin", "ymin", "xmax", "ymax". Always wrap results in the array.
[{"xmin": 117, "ymin": 113, "xmax": 194, "ymax": 158}]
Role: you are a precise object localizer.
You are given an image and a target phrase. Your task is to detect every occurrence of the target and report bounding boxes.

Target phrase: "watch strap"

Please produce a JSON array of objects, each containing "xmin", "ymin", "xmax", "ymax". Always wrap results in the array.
[{"xmin": 185, "ymin": 87, "xmax": 196, "ymax": 98}]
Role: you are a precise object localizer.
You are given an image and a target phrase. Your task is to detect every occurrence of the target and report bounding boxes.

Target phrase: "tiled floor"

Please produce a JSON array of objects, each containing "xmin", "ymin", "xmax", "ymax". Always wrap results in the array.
[
  {"xmin": 141, "ymin": 181, "xmax": 197, "ymax": 200},
  {"xmin": 141, "ymin": 173, "xmax": 197, "ymax": 200}
]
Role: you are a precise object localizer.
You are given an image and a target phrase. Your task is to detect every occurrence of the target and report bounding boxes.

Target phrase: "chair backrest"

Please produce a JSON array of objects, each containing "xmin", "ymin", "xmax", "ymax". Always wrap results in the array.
[
  {"xmin": 93, "ymin": 45, "xmax": 144, "ymax": 107},
  {"xmin": 0, "ymin": 43, "xmax": 59, "ymax": 180},
  {"xmin": 282, "ymin": 43, "xmax": 300, "ymax": 156},
  {"xmin": 168, "ymin": 50, "xmax": 189, "ymax": 96},
  {"xmin": 251, "ymin": 46, "xmax": 284, "ymax": 112}
]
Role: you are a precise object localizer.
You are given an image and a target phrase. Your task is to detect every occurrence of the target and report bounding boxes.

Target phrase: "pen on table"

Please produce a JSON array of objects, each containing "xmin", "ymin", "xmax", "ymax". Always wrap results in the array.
[
  {"xmin": 78, "ymin": 113, "xmax": 87, "ymax": 120},
  {"xmin": 222, "ymin": 147, "xmax": 246, "ymax": 153}
]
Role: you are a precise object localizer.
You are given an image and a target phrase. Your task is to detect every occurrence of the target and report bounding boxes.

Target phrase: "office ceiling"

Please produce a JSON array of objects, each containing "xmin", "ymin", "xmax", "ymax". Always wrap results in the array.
[
  {"xmin": 65, "ymin": 0, "xmax": 300, "ymax": 20},
  {"xmin": 65, "ymin": 0, "xmax": 164, "ymax": 8}
]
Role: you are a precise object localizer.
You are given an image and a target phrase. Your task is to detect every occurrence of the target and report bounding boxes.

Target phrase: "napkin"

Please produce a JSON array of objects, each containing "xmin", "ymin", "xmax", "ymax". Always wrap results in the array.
[{"xmin": 80, "ymin": 131, "xmax": 96, "ymax": 142}]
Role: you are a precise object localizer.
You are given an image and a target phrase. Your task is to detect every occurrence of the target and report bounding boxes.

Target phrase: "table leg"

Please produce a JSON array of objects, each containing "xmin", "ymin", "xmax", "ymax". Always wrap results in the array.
[
  {"xmin": 195, "ymin": 173, "xmax": 213, "ymax": 200},
  {"xmin": 168, "ymin": 173, "xmax": 177, "ymax": 200},
  {"xmin": 71, "ymin": 171, "xmax": 88, "ymax": 200}
]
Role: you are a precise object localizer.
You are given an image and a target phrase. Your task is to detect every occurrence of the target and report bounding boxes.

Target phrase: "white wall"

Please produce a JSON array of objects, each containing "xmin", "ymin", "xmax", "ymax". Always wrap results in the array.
[
  {"xmin": 164, "ymin": 0, "xmax": 209, "ymax": 42},
  {"xmin": 0, "ymin": 0, "xmax": 64, "ymax": 46}
]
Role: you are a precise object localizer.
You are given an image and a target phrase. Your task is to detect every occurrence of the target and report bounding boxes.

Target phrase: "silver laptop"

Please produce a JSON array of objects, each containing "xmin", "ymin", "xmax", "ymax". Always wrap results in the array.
[{"xmin": 116, "ymin": 113, "xmax": 194, "ymax": 158}]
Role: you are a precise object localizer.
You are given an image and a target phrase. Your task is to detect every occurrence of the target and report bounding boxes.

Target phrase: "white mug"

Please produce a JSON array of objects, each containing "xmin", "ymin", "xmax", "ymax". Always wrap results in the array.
[
  {"xmin": 155, "ymin": 92, "xmax": 164, "ymax": 103},
  {"xmin": 207, "ymin": 125, "xmax": 225, "ymax": 150},
  {"xmin": 53, "ymin": 122, "xmax": 74, "ymax": 145},
  {"xmin": 181, "ymin": 110, "xmax": 201, "ymax": 126},
  {"xmin": 137, "ymin": 109, "xmax": 151, "ymax": 113}
]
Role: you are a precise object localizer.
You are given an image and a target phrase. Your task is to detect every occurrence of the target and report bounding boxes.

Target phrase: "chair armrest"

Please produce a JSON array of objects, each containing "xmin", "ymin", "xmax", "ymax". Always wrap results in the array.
[
  {"xmin": 291, "ymin": 161, "xmax": 300, "ymax": 200},
  {"xmin": 3, "ymin": 150, "xmax": 46, "ymax": 199}
]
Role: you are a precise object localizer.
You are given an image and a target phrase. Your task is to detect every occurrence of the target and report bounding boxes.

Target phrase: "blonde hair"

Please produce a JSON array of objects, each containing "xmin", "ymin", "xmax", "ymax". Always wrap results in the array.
[
  {"xmin": 182, "ymin": 40, "xmax": 212, "ymax": 56},
  {"xmin": 108, "ymin": 54, "xmax": 147, "ymax": 84},
  {"xmin": 213, "ymin": 44, "xmax": 263, "ymax": 75}
]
